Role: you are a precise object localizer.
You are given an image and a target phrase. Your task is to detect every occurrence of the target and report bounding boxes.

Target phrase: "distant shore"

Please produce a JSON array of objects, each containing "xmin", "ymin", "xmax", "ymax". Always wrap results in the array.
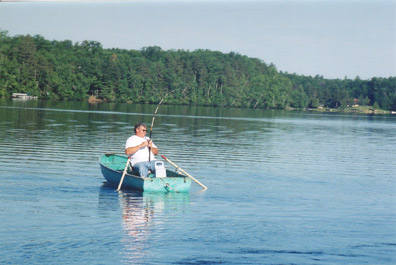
[
  {"xmin": 87, "ymin": 96, "xmax": 395, "ymax": 115},
  {"xmin": 292, "ymin": 106, "xmax": 395, "ymax": 115}
]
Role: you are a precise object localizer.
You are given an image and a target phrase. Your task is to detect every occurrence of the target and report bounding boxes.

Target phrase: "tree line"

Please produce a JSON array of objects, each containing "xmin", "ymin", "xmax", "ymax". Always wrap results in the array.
[{"xmin": 1, "ymin": 31, "xmax": 395, "ymax": 110}]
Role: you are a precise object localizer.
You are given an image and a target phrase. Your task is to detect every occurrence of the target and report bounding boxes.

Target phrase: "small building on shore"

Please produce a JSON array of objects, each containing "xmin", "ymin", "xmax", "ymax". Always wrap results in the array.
[{"xmin": 12, "ymin": 93, "xmax": 38, "ymax": 100}]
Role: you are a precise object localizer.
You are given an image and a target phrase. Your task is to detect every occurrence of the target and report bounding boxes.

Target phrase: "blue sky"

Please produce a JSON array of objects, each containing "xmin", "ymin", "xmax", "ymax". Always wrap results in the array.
[{"xmin": 1, "ymin": 0, "xmax": 395, "ymax": 79}]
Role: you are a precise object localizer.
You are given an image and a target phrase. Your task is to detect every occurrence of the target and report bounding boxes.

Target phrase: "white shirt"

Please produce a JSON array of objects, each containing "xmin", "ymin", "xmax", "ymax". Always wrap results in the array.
[{"xmin": 125, "ymin": 135, "xmax": 157, "ymax": 166}]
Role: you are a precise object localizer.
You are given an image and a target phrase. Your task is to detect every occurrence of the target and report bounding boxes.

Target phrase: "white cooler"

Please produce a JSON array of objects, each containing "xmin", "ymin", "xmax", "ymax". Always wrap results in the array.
[{"xmin": 155, "ymin": 161, "xmax": 167, "ymax": 178}]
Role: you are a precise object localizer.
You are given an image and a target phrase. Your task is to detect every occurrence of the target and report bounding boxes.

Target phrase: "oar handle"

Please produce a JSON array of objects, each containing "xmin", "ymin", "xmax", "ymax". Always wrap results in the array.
[
  {"xmin": 116, "ymin": 156, "xmax": 131, "ymax": 191},
  {"xmin": 161, "ymin": 155, "xmax": 207, "ymax": 190}
]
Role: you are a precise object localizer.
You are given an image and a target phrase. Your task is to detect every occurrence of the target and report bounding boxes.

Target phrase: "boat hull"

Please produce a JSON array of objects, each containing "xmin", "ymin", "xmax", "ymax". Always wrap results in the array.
[{"xmin": 99, "ymin": 154, "xmax": 191, "ymax": 192}]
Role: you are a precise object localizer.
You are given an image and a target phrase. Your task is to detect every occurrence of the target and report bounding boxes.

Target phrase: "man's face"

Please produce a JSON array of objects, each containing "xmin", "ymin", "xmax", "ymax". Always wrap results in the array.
[{"xmin": 136, "ymin": 126, "xmax": 147, "ymax": 137}]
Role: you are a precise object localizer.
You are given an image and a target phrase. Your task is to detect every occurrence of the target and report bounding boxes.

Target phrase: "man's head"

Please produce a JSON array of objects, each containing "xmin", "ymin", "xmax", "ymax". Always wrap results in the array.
[{"xmin": 134, "ymin": 123, "xmax": 147, "ymax": 137}]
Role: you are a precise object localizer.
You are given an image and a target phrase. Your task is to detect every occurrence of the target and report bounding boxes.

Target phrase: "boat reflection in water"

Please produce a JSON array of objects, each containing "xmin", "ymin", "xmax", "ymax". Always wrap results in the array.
[{"xmin": 98, "ymin": 184, "xmax": 190, "ymax": 263}]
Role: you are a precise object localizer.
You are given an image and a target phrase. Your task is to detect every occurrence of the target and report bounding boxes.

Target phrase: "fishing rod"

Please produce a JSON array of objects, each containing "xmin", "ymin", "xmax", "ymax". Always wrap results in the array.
[{"xmin": 148, "ymin": 90, "xmax": 175, "ymax": 161}]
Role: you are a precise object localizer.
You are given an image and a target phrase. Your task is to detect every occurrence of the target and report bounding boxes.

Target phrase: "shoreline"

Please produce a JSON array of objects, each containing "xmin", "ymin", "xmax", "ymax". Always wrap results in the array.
[
  {"xmin": 2, "ymin": 97, "xmax": 395, "ymax": 115},
  {"xmin": 290, "ymin": 106, "xmax": 394, "ymax": 115}
]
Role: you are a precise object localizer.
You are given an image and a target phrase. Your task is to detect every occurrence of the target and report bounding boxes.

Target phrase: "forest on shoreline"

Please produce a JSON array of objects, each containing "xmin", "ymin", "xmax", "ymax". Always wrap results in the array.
[{"xmin": 1, "ymin": 31, "xmax": 395, "ymax": 111}]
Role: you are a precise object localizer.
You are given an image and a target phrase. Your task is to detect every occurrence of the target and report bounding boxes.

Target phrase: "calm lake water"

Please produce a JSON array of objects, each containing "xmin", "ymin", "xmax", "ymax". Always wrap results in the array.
[{"xmin": 0, "ymin": 99, "xmax": 395, "ymax": 264}]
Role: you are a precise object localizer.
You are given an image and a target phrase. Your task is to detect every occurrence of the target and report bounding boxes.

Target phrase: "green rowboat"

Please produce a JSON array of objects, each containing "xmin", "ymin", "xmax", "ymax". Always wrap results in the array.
[{"xmin": 99, "ymin": 154, "xmax": 191, "ymax": 192}]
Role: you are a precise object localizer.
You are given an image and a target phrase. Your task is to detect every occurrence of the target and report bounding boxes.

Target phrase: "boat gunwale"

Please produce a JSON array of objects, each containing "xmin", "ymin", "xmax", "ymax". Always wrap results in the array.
[{"xmin": 99, "ymin": 154, "xmax": 188, "ymax": 181}]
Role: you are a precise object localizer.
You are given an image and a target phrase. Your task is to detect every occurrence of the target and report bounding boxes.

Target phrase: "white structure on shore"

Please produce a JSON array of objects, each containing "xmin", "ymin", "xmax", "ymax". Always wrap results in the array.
[{"xmin": 12, "ymin": 93, "xmax": 38, "ymax": 100}]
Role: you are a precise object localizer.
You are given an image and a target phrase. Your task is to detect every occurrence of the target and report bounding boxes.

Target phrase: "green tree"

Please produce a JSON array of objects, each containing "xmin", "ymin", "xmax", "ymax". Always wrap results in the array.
[{"xmin": 1, "ymin": 32, "xmax": 395, "ymax": 111}]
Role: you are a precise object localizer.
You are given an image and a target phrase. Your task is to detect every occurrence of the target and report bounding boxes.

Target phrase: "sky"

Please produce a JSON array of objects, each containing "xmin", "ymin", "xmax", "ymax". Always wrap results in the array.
[{"xmin": 0, "ymin": 0, "xmax": 395, "ymax": 80}]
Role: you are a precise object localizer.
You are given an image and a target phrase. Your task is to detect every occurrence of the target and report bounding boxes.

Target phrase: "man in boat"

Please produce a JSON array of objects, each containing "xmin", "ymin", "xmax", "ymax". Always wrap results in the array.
[{"xmin": 125, "ymin": 123, "xmax": 159, "ymax": 177}]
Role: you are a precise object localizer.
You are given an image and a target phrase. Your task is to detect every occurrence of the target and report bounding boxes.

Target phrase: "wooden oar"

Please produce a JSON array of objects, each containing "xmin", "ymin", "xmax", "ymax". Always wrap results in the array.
[
  {"xmin": 161, "ymin": 155, "xmax": 207, "ymax": 190},
  {"xmin": 116, "ymin": 156, "xmax": 131, "ymax": 191}
]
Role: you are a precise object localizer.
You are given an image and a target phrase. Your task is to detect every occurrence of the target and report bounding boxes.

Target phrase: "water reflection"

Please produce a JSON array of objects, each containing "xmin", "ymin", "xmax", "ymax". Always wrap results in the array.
[{"xmin": 98, "ymin": 184, "xmax": 190, "ymax": 263}]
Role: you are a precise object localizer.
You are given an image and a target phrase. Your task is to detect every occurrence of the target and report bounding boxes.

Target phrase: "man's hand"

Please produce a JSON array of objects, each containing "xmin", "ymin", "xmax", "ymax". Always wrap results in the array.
[{"xmin": 140, "ymin": 141, "xmax": 148, "ymax": 148}]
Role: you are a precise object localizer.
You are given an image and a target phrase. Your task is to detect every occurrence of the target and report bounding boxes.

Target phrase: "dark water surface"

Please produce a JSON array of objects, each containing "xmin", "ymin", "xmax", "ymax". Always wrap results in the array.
[{"xmin": 1, "ymin": 99, "xmax": 395, "ymax": 264}]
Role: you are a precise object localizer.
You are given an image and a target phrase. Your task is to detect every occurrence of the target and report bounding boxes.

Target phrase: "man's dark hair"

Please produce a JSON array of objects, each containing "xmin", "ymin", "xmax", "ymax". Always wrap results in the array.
[{"xmin": 134, "ymin": 123, "xmax": 147, "ymax": 133}]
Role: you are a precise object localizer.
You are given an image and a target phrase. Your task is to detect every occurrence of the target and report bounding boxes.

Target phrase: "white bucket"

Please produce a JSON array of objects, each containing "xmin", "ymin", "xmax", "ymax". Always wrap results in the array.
[{"xmin": 155, "ymin": 161, "xmax": 167, "ymax": 178}]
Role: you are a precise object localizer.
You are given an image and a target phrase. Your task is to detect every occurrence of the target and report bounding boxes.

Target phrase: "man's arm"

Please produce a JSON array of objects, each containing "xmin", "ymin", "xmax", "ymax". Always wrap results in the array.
[{"xmin": 125, "ymin": 141, "xmax": 148, "ymax": 155}]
